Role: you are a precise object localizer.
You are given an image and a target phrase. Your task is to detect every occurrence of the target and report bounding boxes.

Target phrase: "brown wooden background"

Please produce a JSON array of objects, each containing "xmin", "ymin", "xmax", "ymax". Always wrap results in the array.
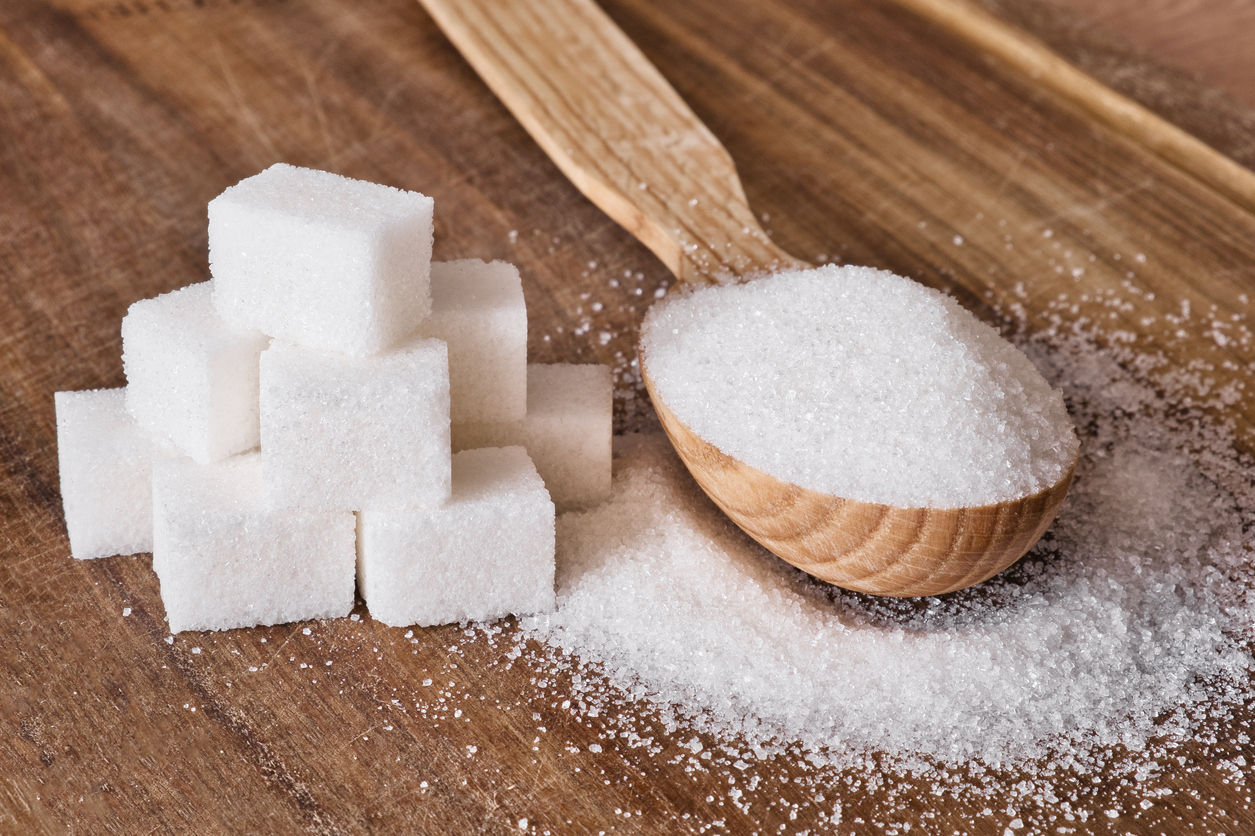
[{"xmin": 3, "ymin": 0, "xmax": 1254, "ymax": 833}]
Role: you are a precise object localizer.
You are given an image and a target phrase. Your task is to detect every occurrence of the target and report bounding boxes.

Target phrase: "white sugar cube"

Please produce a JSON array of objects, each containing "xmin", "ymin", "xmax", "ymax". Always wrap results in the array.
[
  {"xmin": 55, "ymin": 388, "xmax": 177, "ymax": 560},
  {"xmin": 261, "ymin": 337, "xmax": 451, "ymax": 511},
  {"xmin": 153, "ymin": 453, "xmax": 356, "ymax": 633},
  {"xmin": 122, "ymin": 282, "xmax": 269, "ymax": 463},
  {"xmin": 421, "ymin": 259, "xmax": 527, "ymax": 423},
  {"xmin": 452, "ymin": 364, "xmax": 611, "ymax": 511},
  {"xmin": 209, "ymin": 163, "xmax": 434, "ymax": 356},
  {"xmin": 357, "ymin": 446, "xmax": 555, "ymax": 627}
]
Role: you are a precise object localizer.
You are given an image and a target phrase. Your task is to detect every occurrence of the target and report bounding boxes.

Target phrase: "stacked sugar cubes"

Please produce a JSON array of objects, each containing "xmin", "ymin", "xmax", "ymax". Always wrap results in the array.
[{"xmin": 55, "ymin": 163, "xmax": 612, "ymax": 633}]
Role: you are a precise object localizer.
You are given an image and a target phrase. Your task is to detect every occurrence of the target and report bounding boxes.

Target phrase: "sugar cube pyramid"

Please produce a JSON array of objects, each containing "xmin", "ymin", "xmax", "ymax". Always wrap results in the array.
[{"xmin": 56, "ymin": 164, "xmax": 616, "ymax": 635}]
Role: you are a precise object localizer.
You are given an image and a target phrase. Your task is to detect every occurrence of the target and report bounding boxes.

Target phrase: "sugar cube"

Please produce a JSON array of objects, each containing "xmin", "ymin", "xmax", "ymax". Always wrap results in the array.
[
  {"xmin": 152, "ymin": 453, "xmax": 356, "ymax": 633},
  {"xmin": 452, "ymin": 364, "xmax": 611, "ymax": 511},
  {"xmin": 421, "ymin": 259, "xmax": 527, "ymax": 423},
  {"xmin": 209, "ymin": 163, "xmax": 434, "ymax": 356},
  {"xmin": 122, "ymin": 281, "xmax": 269, "ymax": 463},
  {"xmin": 357, "ymin": 446, "xmax": 555, "ymax": 627},
  {"xmin": 55, "ymin": 388, "xmax": 177, "ymax": 559},
  {"xmin": 261, "ymin": 337, "xmax": 451, "ymax": 511}
]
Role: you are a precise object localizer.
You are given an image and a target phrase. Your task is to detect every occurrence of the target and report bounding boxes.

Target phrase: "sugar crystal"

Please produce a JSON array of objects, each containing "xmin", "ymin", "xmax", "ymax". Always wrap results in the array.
[{"xmin": 640, "ymin": 266, "xmax": 1078, "ymax": 507}]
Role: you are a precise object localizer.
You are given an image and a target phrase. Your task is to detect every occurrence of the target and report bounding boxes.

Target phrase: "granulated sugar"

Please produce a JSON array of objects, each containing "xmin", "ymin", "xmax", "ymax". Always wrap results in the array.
[
  {"xmin": 640, "ymin": 266, "xmax": 1078, "ymax": 507},
  {"xmin": 522, "ymin": 334, "xmax": 1254, "ymax": 772}
]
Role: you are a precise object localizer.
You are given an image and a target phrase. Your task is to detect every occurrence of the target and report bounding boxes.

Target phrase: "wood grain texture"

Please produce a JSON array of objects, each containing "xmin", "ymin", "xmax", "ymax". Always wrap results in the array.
[
  {"xmin": 896, "ymin": 0, "xmax": 1255, "ymax": 216},
  {"xmin": 3, "ymin": 0, "xmax": 1255, "ymax": 833},
  {"xmin": 974, "ymin": 0, "xmax": 1255, "ymax": 170},
  {"xmin": 645, "ymin": 364, "xmax": 1077, "ymax": 595},
  {"xmin": 1055, "ymin": 0, "xmax": 1255, "ymax": 109},
  {"xmin": 418, "ymin": 0, "xmax": 809, "ymax": 283}
]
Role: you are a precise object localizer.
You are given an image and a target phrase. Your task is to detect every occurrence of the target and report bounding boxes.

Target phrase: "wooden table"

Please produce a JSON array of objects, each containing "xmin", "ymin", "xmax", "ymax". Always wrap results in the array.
[
  {"xmin": 1054, "ymin": 0, "xmax": 1255, "ymax": 110},
  {"xmin": 3, "ymin": 0, "xmax": 1253, "ymax": 832}
]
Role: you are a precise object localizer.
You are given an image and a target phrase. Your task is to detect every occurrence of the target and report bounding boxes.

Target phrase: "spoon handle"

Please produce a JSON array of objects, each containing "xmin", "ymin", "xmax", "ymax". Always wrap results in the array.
[{"xmin": 418, "ymin": 0, "xmax": 809, "ymax": 283}]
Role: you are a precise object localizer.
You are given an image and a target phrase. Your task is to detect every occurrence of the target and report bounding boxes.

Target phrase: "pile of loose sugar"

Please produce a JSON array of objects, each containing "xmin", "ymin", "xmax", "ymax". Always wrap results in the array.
[
  {"xmin": 639, "ymin": 265, "xmax": 1079, "ymax": 507},
  {"xmin": 522, "ymin": 335, "xmax": 1255, "ymax": 769}
]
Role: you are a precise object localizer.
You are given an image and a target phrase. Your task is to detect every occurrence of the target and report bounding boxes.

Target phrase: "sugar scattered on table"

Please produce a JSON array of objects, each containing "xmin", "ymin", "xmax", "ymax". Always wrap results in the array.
[{"xmin": 521, "ymin": 333, "xmax": 1255, "ymax": 777}]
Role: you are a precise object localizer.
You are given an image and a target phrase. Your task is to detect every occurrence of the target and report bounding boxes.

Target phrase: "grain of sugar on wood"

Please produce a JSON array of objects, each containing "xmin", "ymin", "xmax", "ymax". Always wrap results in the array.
[
  {"xmin": 499, "ymin": 333, "xmax": 1254, "ymax": 824},
  {"xmin": 428, "ymin": 258, "xmax": 1250, "ymax": 828}
]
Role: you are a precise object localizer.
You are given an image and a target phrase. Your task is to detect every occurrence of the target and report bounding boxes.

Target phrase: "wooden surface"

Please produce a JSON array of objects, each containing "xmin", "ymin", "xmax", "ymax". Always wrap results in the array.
[
  {"xmin": 901, "ymin": 0, "xmax": 1255, "ymax": 215},
  {"xmin": 3, "ymin": 0, "xmax": 1255, "ymax": 834},
  {"xmin": 1054, "ymin": 0, "xmax": 1255, "ymax": 109},
  {"xmin": 977, "ymin": 0, "xmax": 1255, "ymax": 171}
]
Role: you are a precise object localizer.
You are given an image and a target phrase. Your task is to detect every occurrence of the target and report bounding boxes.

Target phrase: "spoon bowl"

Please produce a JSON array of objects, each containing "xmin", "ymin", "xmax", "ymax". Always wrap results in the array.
[
  {"xmin": 643, "ymin": 360, "xmax": 1075, "ymax": 596},
  {"xmin": 420, "ymin": 0, "xmax": 1077, "ymax": 596}
]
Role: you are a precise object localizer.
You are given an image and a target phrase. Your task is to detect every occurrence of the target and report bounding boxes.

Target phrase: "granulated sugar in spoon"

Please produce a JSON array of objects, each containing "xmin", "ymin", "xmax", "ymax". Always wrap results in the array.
[{"xmin": 419, "ymin": 0, "xmax": 1079, "ymax": 596}]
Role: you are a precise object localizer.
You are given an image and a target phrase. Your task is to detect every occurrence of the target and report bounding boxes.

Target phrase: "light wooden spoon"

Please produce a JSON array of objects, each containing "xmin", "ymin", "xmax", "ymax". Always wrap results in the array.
[{"xmin": 418, "ymin": 0, "xmax": 1075, "ymax": 596}]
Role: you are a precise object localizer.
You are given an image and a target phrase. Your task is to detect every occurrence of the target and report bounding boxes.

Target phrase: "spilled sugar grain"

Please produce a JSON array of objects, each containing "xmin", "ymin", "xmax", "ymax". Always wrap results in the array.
[{"xmin": 521, "ymin": 334, "xmax": 1255, "ymax": 773}]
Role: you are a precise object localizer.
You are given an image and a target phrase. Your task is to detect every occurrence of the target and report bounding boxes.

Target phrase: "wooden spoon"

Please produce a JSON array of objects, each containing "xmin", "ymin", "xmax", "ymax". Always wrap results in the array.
[{"xmin": 418, "ymin": 0, "xmax": 1076, "ymax": 596}]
